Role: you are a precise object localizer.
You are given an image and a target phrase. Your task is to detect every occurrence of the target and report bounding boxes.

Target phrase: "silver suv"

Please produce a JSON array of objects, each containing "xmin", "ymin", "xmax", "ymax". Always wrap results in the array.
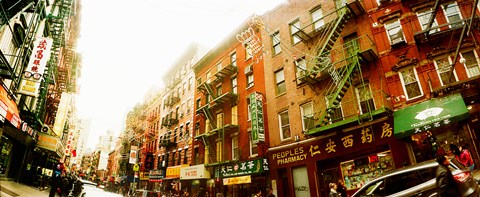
[{"xmin": 352, "ymin": 158, "xmax": 479, "ymax": 197}]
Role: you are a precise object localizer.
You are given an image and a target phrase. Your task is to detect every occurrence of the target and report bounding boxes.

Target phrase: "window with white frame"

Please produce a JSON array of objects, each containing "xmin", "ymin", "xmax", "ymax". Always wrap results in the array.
[
  {"xmin": 460, "ymin": 50, "xmax": 480, "ymax": 78},
  {"xmin": 443, "ymin": 2, "xmax": 463, "ymax": 28},
  {"xmin": 245, "ymin": 45, "xmax": 252, "ymax": 60},
  {"xmin": 355, "ymin": 83, "xmax": 375, "ymax": 114},
  {"xmin": 216, "ymin": 112, "xmax": 223, "ymax": 128},
  {"xmin": 232, "ymin": 135, "xmax": 239, "ymax": 160},
  {"xmin": 249, "ymin": 130, "xmax": 258, "ymax": 156},
  {"xmin": 230, "ymin": 52, "xmax": 237, "ymax": 67},
  {"xmin": 275, "ymin": 69, "xmax": 286, "ymax": 95},
  {"xmin": 417, "ymin": 8, "xmax": 438, "ymax": 34},
  {"xmin": 300, "ymin": 102, "xmax": 314, "ymax": 132},
  {"xmin": 246, "ymin": 73, "xmax": 254, "ymax": 88},
  {"xmin": 311, "ymin": 6, "xmax": 324, "ymax": 30},
  {"xmin": 290, "ymin": 20, "xmax": 301, "ymax": 44},
  {"xmin": 385, "ymin": 19, "xmax": 405, "ymax": 46},
  {"xmin": 399, "ymin": 67, "xmax": 423, "ymax": 100},
  {"xmin": 434, "ymin": 56, "xmax": 457, "ymax": 86},
  {"xmin": 271, "ymin": 31, "xmax": 281, "ymax": 55},
  {"xmin": 188, "ymin": 77, "xmax": 193, "ymax": 90},
  {"xmin": 279, "ymin": 110, "xmax": 291, "ymax": 141}
]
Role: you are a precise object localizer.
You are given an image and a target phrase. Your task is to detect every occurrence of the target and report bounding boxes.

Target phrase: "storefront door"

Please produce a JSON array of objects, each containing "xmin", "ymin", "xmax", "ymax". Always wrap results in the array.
[{"xmin": 320, "ymin": 167, "xmax": 340, "ymax": 197}]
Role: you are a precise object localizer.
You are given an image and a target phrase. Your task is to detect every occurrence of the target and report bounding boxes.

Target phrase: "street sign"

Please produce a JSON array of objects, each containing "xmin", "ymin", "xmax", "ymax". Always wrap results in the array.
[{"xmin": 133, "ymin": 164, "xmax": 139, "ymax": 172}]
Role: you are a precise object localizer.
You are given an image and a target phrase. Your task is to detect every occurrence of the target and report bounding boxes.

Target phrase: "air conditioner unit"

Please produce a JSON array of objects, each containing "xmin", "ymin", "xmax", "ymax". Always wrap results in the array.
[{"xmin": 244, "ymin": 65, "xmax": 253, "ymax": 75}]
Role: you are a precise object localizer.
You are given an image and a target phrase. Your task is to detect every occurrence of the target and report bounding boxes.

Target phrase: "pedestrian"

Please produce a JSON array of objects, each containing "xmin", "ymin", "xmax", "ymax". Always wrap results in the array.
[
  {"xmin": 458, "ymin": 145, "xmax": 475, "ymax": 172},
  {"xmin": 49, "ymin": 162, "xmax": 63, "ymax": 197},
  {"xmin": 265, "ymin": 188, "xmax": 275, "ymax": 197},
  {"xmin": 337, "ymin": 179, "xmax": 348, "ymax": 197},
  {"xmin": 253, "ymin": 188, "xmax": 262, "ymax": 197},
  {"xmin": 329, "ymin": 183, "xmax": 340, "ymax": 197},
  {"xmin": 436, "ymin": 154, "xmax": 461, "ymax": 197}
]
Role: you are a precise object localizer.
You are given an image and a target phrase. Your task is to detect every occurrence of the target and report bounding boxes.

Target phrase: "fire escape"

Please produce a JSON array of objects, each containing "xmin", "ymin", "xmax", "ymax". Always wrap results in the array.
[
  {"xmin": 294, "ymin": 1, "xmax": 390, "ymax": 135},
  {"xmin": 412, "ymin": 0, "xmax": 480, "ymax": 101},
  {"xmin": 41, "ymin": 0, "xmax": 74, "ymax": 125},
  {"xmin": 195, "ymin": 63, "xmax": 238, "ymax": 164}
]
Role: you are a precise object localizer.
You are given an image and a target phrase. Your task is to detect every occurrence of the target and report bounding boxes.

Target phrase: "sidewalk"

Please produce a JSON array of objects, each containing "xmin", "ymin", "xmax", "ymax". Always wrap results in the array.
[{"xmin": 0, "ymin": 180, "xmax": 50, "ymax": 197}]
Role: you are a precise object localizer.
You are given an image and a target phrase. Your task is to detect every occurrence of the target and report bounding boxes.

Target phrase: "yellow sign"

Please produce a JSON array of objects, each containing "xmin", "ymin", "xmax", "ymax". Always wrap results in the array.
[
  {"xmin": 36, "ymin": 133, "xmax": 60, "ymax": 152},
  {"xmin": 166, "ymin": 164, "xmax": 188, "ymax": 179},
  {"xmin": 133, "ymin": 164, "xmax": 139, "ymax": 172},
  {"xmin": 223, "ymin": 175, "xmax": 252, "ymax": 185}
]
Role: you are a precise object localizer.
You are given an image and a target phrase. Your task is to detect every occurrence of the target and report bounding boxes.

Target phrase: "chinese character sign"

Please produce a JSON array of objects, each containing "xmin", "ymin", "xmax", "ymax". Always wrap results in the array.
[
  {"xmin": 18, "ymin": 37, "xmax": 53, "ymax": 97},
  {"xmin": 249, "ymin": 92, "xmax": 265, "ymax": 144}
]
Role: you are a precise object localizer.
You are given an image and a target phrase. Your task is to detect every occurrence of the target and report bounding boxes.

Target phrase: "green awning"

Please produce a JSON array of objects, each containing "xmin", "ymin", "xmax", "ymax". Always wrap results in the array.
[{"xmin": 394, "ymin": 93, "xmax": 469, "ymax": 138}]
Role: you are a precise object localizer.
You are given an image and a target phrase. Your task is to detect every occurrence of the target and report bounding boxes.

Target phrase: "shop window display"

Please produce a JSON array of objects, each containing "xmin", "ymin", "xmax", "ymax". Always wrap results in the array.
[{"xmin": 340, "ymin": 151, "xmax": 395, "ymax": 190}]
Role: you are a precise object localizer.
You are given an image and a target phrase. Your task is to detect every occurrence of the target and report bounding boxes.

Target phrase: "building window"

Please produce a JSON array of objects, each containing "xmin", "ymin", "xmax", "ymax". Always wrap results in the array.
[
  {"xmin": 443, "ymin": 2, "xmax": 462, "ymax": 28},
  {"xmin": 461, "ymin": 51, "xmax": 480, "ymax": 78},
  {"xmin": 279, "ymin": 110, "xmax": 291, "ymax": 141},
  {"xmin": 271, "ymin": 31, "xmax": 281, "ymax": 55},
  {"xmin": 232, "ymin": 77, "xmax": 237, "ymax": 94},
  {"xmin": 434, "ymin": 56, "xmax": 457, "ymax": 86},
  {"xmin": 184, "ymin": 148, "xmax": 188, "ymax": 164},
  {"xmin": 216, "ymin": 113, "xmax": 223, "ymax": 128},
  {"xmin": 230, "ymin": 52, "xmax": 237, "ymax": 67},
  {"xmin": 290, "ymin": 20, "xmax": 301, "ymax": 44},
  {"xmin": 385, "ymin": 19, "xmax": 405, "ymax": 46},
  {"xmin": 232, "ymin": 105, "xmax": 238, "ymax": 125},
  {"xmin": 311, "ymin": 6, "xmax": 324, "ymax": 30},
  {"xmin": 300, "ymin": 102, "xmax": 314, "ymax": 132},
  {"xmin": 275, "ymin": 69, "xmax": 286, "ymax": 95},
  {"xmin": 188, "ymin": 77, "xmax": 193, "ymax": 90},
  {"xmin": 187, "ymin": 99, "xmax": 191, "ymax": 114},
  {"xmin": 182, "ymin": 82, "xmax": 187, "ymax": 95},
  {"xmin": 295, "ymin": 57, "xmax": 307, "ymax": 84},
  {"xmin": 245, "ymin": 45, "xmax": 252, "ymax": 60},
  {"xmin": 399, "ymin": 67, "xmax": 423, "ymax": 100},
  {"xmin": 246, "ymin": 73, "xmax": 254, "ymax": 88},
  {"xmin": 355, "ymin": 83, "xmax": 375, "ymax": 114},
  {"xmin": 417, "ymin": 9, "xmax": 438, "ymax": 33},
  {"xmin": 232, "ymin": 135, "xmax": 239, "ymax": 160},
  {"xmin": 217, "ymin": 85, "xmax": 222, "ymax": 97},
  {"xmin": 249, "ymin": 131, "xmax": 258, "ymax": 156},
  {"xmin": 247, "ymin": 99, "xmax": 252, "ymax": 121},
  {"xmin": 216, "ymin": 141, "xmax": 222, "ymax": 162}
]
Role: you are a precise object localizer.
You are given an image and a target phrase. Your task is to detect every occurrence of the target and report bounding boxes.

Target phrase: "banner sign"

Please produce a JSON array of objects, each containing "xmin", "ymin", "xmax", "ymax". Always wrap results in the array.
[
  {"xmin": 180, "ymin": 164, "xmax": 210, "ymax": 180},
  {"xmin": 18, "ymin": 37, "xmax": 53, "ymax": 97},
  {"xmin": 149, "ymin": 170, "xmax": 165, "ymax": 182},
  {"xmin": 166, "ymin": 165, "xmax": 188, "ymax": 179},
  {"xmin": 216, "ymin": 158, "xmax": 268, "ymax": 178},
  {"xmin": 129, "ymin": 149, "xmax": 137, "ymax": 164},
  {"xmin": 0, "ymin": 85, "xmax": 21, "ymax": 128},
  {"xmin": 249, "ymin": 92, "xmax": 265, "ymax": 144},
  {"xmin": 53, "ymin": 92, "xmax": 71, "ymax": 136}
]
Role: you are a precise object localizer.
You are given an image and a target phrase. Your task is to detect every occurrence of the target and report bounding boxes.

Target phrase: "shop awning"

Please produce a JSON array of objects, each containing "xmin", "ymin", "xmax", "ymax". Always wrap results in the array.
[
  {"xmin": 180, "ymin": 164, "xmax": 210, "ymax": 180},
  {"xmin": 165, "ymin": 164, "xmax": 189, "ymax": 179},
  {"xmin": 394, "ymin": 93, "xmax": 469, "ymax": 138},
  {"xmin": 0, "ymin": 84, "xmax": 21, "ymax": 128}
]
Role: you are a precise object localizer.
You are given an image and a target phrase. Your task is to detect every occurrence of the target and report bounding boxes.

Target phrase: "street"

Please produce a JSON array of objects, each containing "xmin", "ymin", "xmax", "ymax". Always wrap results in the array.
[{"xmin": 0, "ymin": 180, "xmax": 122, "ymax": 197}]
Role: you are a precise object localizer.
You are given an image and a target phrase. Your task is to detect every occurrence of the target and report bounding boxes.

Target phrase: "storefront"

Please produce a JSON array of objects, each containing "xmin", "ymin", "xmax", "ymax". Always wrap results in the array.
[
  {"xmin": 149, "ymin": 170, "xmax": 165, "ymax": 191},
  {"xmin": 164, "ymin": 164, "xmax": 188, "ymax": 194},
  {"xmin": 394, "ymin": 93, "xmax": 475, "ymax": 163},
  {"xmin": 0, "ymin": 85, "xmax": 35, "ymax": 182},
  {"xmin": 180, "ymin": 164, "xmax": 210, "ymax": 196},
  {"xmin": 268, "ymin": 118, "xmax": 409, "ymax": 197},
  {"xmin": 214, "ymin": 157, "xmax": 269, "ymax": 197}
]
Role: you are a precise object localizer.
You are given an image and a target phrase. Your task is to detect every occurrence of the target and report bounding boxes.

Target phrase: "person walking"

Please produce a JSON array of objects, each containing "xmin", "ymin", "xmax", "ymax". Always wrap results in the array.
[
  {"xmin": 436, "ymin": 154, "xmax": 461, "ymax": 197},
  {"xmin": 329, "ymin": 183, "xmax": 340, "ymax": 197},
  {"xmin": 337, "ymin": 179, "xmax": 348, "ymax": 197},
  {"xmin": 253, "ymin": 189, "xmax": 262, "ymax": 197},
  {"xmin": 265, "ymin": 188, "xmax": 275, "ymax": 197},
  {"xmin": 49, "ymin": 162, "xmax": 64, "ymax": 197}
]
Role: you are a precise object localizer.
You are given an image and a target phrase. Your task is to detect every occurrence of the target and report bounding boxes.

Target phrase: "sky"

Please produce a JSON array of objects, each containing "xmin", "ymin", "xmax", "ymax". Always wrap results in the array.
[{"xmin": 76, "ymin": 0, "xmax": 286, "ymax": 149}]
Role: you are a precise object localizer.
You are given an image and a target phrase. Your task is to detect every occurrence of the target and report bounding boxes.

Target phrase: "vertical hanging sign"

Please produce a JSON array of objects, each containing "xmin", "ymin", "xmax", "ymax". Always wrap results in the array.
[
  {"xmin": 249, "ymin": 92, "xmax": 265, "ymax": 144},
  {"xmin": 18, "ymin": 37, "xmax": 53, "ymax": 97}
]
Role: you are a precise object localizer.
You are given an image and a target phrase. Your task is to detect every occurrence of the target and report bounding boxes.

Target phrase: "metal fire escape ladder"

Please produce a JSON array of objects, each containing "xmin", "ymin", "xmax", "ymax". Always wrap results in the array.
[
  {"xmin": 309, "ymin": 6, "xmax": 352, "ymax": 77},
  {"xmin": 424, "ymin": 0, "xmax": 441, "ymax": 38}
]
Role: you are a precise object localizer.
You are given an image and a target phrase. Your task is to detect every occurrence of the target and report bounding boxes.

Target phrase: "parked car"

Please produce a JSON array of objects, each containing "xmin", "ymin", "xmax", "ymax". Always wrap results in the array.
[{"xmin": 352, "ymin": 157, "xmax": 479, "ymax": 197}]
